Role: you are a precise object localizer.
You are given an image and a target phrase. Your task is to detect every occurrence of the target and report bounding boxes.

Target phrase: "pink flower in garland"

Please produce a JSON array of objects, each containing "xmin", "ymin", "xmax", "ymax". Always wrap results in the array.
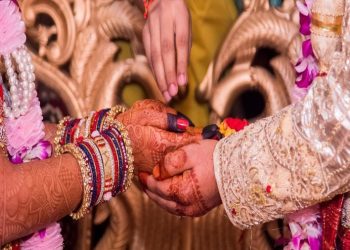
[
  {"xmin": 296, "ymin": 0, "xmax": 313, "ymax": 36},
  {"xmin": 0, "ymin": 0, "xmax": 26, "ymax": 55},
  {"xmin": 295, "ymin": 39, "xmax": 319, "ymax": 89},
  {"xmin": 285, "ymin": 206, "xmax": 322, "ymax": 250},
  {"xmin": 286, "ymin": 0, "xmax": 322, "ymax": 249},
  {"xmin": 5, "ymin": 98, "xmax": 45, "ymax": 158},
  {"xmin": 20, "ymin": 223, "xmax": 63, "ymax": 250}
]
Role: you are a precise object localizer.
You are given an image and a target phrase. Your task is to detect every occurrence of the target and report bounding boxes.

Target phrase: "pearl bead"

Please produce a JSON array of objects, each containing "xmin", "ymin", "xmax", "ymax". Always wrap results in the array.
[
  {"xmin": 2, "ymin": 50, "xmax": 37, "ymax": 119},
  {"xmin": 20, "ymin": 72, "xmax": 26, "ymax": 80},
  {"xmin": 7, "ymin": 67, "xmax": 14, "ymax": 76},
  {"xmin": 12, "ymin": 95, "xmax": 18, "ymax": 101},
  {"xmin": 10, "ymin": 85, "xmax": 17, "ymax": 93}
]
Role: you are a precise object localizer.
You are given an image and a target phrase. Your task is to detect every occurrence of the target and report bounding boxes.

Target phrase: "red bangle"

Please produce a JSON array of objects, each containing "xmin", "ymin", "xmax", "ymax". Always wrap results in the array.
[{"xmin": 143, "ymin": 0, "xmax": 154, "ymax": 19}]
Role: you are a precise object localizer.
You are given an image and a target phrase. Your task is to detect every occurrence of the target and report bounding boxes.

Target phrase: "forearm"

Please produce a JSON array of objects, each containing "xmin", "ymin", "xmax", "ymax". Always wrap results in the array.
[
  {"xmin": 214, "ymin": 61, "xmax": 350, "ymax": 228},
  {"xmin": 0, "ymin": 154, "xmax": 82, "ymax": 245}
]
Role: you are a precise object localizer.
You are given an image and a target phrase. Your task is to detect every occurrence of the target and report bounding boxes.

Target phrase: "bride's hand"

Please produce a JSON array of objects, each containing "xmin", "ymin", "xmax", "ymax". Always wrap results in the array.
[
  {"xmin": 127, "ymin": 124, "xmax": 200, "ymax": 173},
  {"xmin": 116, "ymin": 100, "xmax": 200, "ymax": 173},
  {"xmin": 117, "ymin": 99, "xmax": 176, "ymax": 129},
  {"xmin": 139, "ymin": 140, "xmax": 221, "ymax": 216}
]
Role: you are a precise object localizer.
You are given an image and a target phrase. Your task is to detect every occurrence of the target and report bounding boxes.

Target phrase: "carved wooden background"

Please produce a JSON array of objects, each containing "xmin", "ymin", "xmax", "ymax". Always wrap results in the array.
[{"xmin": 19, "ymin": 0, "xmax": 300, "ymax": 249}]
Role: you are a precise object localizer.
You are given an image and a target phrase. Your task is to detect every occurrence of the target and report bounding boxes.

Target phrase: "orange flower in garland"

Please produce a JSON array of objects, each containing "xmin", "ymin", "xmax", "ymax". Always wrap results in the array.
[{"xmin": 219, "ymin": 118, "xmax": 249, "ymax": 138}]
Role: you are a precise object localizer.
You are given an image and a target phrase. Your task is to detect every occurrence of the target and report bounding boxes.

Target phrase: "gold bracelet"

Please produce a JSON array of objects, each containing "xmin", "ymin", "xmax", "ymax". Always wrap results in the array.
[
  {"xmin": 59, "ymin": 143, "xmax": 92, "ymax": 220},
  {"xmin": 114, "ymin": 121, "xmax": 134, "ymax": 192},
  {"xmin": 103, "ymin": 105, "xmax": 127, "ymax": 131},
  {"xmin": 102, "ymin": 109, "xmax": 134, "ymax": 191},
  {"xmin": 91, "ymin": 132, "xmax": 115, "ymax": 201},
  {"xmin": 54, "ymin": 116, "xmax": 70, "ymax": 157}
]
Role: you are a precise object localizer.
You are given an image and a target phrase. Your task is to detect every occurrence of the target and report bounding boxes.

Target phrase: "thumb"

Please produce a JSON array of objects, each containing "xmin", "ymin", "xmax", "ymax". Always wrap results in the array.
[{"xmin": 156, "ymin": 148, "xmax": 192, "ymax": 180}]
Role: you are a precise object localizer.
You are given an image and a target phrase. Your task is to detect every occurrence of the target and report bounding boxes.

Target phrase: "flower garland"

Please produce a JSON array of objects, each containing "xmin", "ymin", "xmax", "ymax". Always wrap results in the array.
[
  {"xmin": 292, "ymin": 0, "xmax": 319, "ymax": 103},
  {"xmin": 0, "ymin": 1, "xmax": 62, "ymax": 249},
  {"xmin": 202, "ymin": 118, "xmax": 249, "ymax": 140},
  {"xmin": 285, "ymin": 1, "xmax": 322, "ymax": 249}
]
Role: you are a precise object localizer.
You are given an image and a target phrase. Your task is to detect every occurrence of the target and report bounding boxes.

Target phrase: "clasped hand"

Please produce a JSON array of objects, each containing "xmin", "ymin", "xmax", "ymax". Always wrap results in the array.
[{"xmin": 120, "ymin": 100, "xmax": 221, "ymax": 217}]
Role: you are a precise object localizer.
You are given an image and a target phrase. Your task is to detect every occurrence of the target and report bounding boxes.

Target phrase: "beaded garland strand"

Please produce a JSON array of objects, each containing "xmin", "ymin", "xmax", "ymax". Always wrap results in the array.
[
  {"xmin": 3, "ymin": 46, "xmax": 36, "ymax": 119},
  {"xmin": 0, "ymin": 0, "xmax": 61, "ymax": 249}
]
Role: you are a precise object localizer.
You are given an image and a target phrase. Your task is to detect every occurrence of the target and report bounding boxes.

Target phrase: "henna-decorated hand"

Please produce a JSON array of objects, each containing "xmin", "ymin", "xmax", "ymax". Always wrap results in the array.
[
  {"xmin": 116, "ymin": 99, "xmax": 200, "ymax": 173},
  {"xmin": 139, "ymin": 140, "xmax": 222, "ymax": 217}
]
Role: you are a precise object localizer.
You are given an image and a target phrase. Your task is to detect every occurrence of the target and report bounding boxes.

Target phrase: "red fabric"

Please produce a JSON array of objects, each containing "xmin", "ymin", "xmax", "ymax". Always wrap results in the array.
[{"xmin": 321, "ymin": 195, "xmax": 344, "ymax": 250}]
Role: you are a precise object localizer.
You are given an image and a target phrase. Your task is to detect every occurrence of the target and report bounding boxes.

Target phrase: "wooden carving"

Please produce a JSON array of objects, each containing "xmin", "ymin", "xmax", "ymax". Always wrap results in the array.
[{"xmin": 198, "ymin": 0, "xmax": 300, "ymax": 122}]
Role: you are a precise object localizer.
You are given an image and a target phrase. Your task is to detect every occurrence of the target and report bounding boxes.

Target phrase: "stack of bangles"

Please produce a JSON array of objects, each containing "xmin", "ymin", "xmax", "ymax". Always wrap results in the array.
[{"xmin": 54, "ymin": 106, "xmax": 134, "ymax": 220}]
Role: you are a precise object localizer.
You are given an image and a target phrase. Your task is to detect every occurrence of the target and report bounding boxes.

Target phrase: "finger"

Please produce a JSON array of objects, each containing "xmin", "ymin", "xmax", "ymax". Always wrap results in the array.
[
  {"xmin": 158, "ymin": 129, "xmax": 202, "ymax": 150},
  {"xmin": 174, "ymin": 3, "xmax": 190, "ymax": 86},
  {"xmin": 167, "ymin": 113, "xmax": 191, "ymax": 132},
  {"xmin": 142, "ymin": 23, "xmax": 153, "ymax": 72},
  {"xmin": 176, "ymin": 111, "xmax": 194, "ymax": 127},
  {"xmin": 145, "ymin": 190, "xmax": 187, "ymax": 216},
  {"xmin": 149, "ymin": 13, "xmax": 170, "ymax": 102},
  {"xmin": 160, "ymin": 1, "xmax": 178, "ymax": 97},
  {"xmin": 131, "ymin": 99, "xmax": 175, "ymax": 114},
  {"xmin": 159, "ymin": 149, "xmax": 192, "ymax": 179},
  {"xmin": 121, "ymin": 109, "xmax": 192, "ymax": 132},
  {"xmin": 143, "ymin": 174, "xmax": 173, "ymax": 200},
  {"xmin": 147, "ymin": 170, "xmax": 195, "ymax": 206}
]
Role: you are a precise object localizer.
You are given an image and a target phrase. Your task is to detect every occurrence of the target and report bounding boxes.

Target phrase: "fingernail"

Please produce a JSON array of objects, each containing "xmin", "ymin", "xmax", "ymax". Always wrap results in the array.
[
  {"xmin": 138, "ymin": 172, "xmax": 148, "ymax": 187},
  {"xmin": 163, "ymin": 91, "xmax": 171, "ymax": 102},
  {"xmin": 168, "ymin": 84, "xmax": 178, "ymax": 97},
  {"xmin": 177, "ymin": 112, "xmax": 195, "ymax": 127},
  {"xmin": 178, "ymin": 74, "xmax": 187, "ymax": 86},
  {"xmin": 176, "ymin": 118, "xmax": 189, "ymax": 131}
]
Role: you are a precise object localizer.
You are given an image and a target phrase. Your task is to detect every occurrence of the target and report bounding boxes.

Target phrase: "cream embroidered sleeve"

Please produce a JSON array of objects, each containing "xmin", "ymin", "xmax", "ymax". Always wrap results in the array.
[{"xmin": 213, "ymin": 57, "xmax": 350, "ymax": 229}]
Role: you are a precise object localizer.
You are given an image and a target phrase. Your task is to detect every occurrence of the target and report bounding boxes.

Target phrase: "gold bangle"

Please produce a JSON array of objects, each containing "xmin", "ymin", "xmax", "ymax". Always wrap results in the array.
[
  {"xmin": 103, "ymin": 105, "xmax": 127, "ymax": 131},
  {"xmin": 114, "ymin": 121, "xmax": 134, "ymax": 192},
  {"xmin": 59, "ymin": 143, "xmax": 92, "ymax": 220},
  {"xmin": 101, "ymin": 109, "xmax": 134, "ymax": 191},
  {"xmin": 91, "ymin": 132, "xmax": 115, "ymax": 201},
  {"xmin": 54, "ymin": 116, "xmax": 70, "ymax": 157}
]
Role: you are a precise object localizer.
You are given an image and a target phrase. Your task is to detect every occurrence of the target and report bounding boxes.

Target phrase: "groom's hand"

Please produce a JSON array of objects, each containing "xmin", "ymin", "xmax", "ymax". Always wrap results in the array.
[
  {"xmin": 139, "ymin": 140, "xmax": 222, "ymax": 217},
  {"xmin": 116, "ymin": 99, "xmax": 201, "ymax": 173}
]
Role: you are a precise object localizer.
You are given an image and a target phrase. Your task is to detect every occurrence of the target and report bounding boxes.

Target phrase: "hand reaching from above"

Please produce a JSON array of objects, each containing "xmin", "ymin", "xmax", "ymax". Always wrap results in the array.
[
  {"xmin": 139, "ymin": 140, "xmax": 221, "ymax": 216},
  {"xmin": 142, "ymin": 0, "xmax": 191, "ymax": 102}
]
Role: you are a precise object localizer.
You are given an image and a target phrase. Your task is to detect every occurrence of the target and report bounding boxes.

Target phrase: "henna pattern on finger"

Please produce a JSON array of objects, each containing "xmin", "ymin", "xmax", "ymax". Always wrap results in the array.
[
  {"xmin": 168, "ymin": 175, "xmax": 182, "ymax": 204},
  {"xmin": 188, "ymin": 171, "xmax": 209, "ymax": 216},
  {"xmin": 164, "ymin": 149, "xmax": 186, "ymax": 170},
  {"xmin": 159, "ymin": 149, "xmax": 187, "ymax": 179},
  {"xmin": 131, "ymin": 100, "xmax": 171, "ymax": 113},
  {"xmin": 126, "ymin": 124, "xmax": 198, "ymax": 173},
  {"xmin": 167, "ymin": 170, "xmax": 209, "ymax": 217},
  {"xmin": 118, "ymin": 108, "xmax": 168, "ymax": 131}
]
